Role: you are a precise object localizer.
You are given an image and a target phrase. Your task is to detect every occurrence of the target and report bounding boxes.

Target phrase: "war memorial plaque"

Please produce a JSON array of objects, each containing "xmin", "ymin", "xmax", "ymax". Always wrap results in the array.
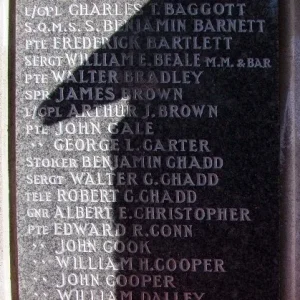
[{"xmin": 13, "ymin": 1, "xmax": 279, "ymax": 299}]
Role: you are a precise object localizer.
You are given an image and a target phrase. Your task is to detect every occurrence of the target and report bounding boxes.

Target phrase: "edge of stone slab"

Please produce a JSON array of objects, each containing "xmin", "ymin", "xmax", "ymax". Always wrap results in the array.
[
  {"xmin": 279, "ymin": 0, "xmax": 300, "ymax": 299},
  {"xmin": 0, "ymin": 0, "xmax": 11, "ymax": 299}
]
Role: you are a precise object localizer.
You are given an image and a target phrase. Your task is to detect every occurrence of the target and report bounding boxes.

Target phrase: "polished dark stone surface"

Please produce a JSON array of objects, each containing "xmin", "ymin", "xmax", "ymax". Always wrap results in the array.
[{"xmin": 15, "ymin": 1, "xmax": 279, "ymax": 299}]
